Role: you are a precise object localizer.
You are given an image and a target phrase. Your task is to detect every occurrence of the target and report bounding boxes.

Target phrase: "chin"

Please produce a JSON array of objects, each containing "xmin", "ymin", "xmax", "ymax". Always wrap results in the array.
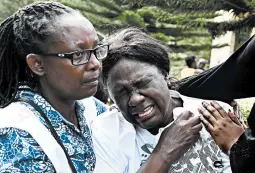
[
  {"xmin": 76, "ymin": 89, "xmax": 97, "ymax": 100},
  {"xmin": 138, "ymin": 122, "xmax": 158, "ymax": 130}
]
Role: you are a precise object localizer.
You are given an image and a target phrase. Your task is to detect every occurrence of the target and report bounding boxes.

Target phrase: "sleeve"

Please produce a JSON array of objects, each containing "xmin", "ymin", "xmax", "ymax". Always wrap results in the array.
[
  {"xmin": 230, "ymin": 130, "xmax": 255, "ymax": 173},
  {"xmin": 0, "ymin": 127, "xmax": 55, "ymax": 173}
]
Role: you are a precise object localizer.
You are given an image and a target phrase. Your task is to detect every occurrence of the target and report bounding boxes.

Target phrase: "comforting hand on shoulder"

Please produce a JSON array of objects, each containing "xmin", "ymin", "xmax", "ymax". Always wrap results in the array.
[{"xmin": 198, "ymin": 101, "xmax": 245, "ymax": 155}]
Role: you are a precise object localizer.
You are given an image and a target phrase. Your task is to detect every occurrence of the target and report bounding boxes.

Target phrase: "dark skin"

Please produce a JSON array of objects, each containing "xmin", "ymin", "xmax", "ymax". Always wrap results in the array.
[
  {"xmin": 107, "ymin": 59, "xmax": 202, "ymax": 172},
  {"xmin": 26, "ymin": 13, "xmax": 101, "ymax": 127},
  {"xmin": 26, "ymin": 13, "xmax": 200, "ymax": 173},
  {"xmin": 199, "ymin": 101, "xmax": 245, "ymax": 154}
]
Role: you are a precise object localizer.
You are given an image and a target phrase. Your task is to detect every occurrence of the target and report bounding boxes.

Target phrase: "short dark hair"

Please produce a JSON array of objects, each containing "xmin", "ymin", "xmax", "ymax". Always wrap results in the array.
[
  {"xmin": 185, "ymin": 55, "xmax": 196, "ymax": 67},
  {"xmin": 0, "ymin": 1, "xmax": 78, "ymax": 107},
  {"xmin": 102, "ymin": 27, "xmax": 170, "ymax": 85}
]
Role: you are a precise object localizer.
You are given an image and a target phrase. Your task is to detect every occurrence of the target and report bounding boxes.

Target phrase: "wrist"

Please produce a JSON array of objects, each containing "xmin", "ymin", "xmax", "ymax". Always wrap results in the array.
[{"xmin": 153, "ymin": 145, "xmax": 176, "ymax": 165}]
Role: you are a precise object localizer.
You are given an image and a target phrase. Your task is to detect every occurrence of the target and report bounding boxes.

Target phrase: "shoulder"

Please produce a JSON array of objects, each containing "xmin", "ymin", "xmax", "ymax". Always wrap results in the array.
[
  {"xmin": 80, "ymin": 97, "xmax": 108, "ymax": 115},
  {"xmin": 92, "ymin": 106, "xmax": 135, "ymax": 138}
]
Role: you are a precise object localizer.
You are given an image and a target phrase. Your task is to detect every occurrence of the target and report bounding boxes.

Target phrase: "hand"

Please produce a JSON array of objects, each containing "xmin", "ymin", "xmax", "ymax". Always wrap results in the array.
[
  {"xmin": 230, "ymin": 100, "xmax": 247, "ymax": 129},
  {"xmin": 155, "ymin": 108, "xmax": 202, "ymax": 164},
  {"xmin": 199, "ymin": 101, "xmax": 245, "ymax": 155}
]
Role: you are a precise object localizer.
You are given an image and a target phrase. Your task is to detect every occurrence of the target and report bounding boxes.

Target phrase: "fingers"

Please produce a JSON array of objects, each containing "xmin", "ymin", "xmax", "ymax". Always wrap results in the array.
[
  {"xmin": 228, "ymin": 111, "xmax": 247, "ymax": 130},
  {"xmin": 186, "ymin": 115, "xmax": 201, "ymax": 127},
  {"xmin": 191, "ymin": 122, "xmax": 203, "ymax": 132},
  {"xmin": 230, "ymin": 100, "xmax": 237, "ymax": 108},
  {"xmin": 173, "ymin": 108, "xmax": 192, "ymax": 121},
  {"xmin": 231, "ymin": 100, "xmax": 241, "ymax": 118},
  {"xmin": 228, "ymin": 111, "xmax": 241, "ymax": 126},
  {"xmin": 199, "ymin": 115, "xmax": 214, "ymax": 131},
  {"xmin": 202, "ymin": 101, "xmax": 223, "ymax": 120},
  {"xmin": 210, "ymin": 101, "xmax": 228, "ymax": 118},
  {"xmin": 198, "ymin": 107, "xmax": 217, "ymax": 126}
]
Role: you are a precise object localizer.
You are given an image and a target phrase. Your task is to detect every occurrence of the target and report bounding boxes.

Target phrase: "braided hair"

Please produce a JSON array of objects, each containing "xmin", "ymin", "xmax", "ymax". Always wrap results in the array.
[{"xmin": 0, "ymin": 2, "xmax": 78, "ymax": 107}]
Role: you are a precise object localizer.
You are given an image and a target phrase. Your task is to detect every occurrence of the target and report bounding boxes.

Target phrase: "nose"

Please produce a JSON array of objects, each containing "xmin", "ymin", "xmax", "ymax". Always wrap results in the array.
[
  {"xmin": 128, "ymin": 91, "xmax": 145, "ymax": 107},
  {"xmin": 85, "ymin": 53, "xmax": 100, "ymax": 71}
]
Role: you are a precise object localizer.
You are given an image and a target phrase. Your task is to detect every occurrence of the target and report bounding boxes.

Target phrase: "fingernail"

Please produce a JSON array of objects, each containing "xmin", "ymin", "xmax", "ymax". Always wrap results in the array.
[{"xmin": 202, "ymin": 101, "xmax": 207, "ymax": 106}]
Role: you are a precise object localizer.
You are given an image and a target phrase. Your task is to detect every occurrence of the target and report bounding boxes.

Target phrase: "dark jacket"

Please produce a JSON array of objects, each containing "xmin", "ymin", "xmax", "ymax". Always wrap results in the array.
[{"xmin": 178, "ymin": 35, "xmax": 255, "ymax": 173}]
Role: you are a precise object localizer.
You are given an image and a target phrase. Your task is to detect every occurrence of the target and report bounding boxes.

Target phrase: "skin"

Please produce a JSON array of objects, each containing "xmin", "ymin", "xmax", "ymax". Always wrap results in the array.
[
  {"xmin": 199, "ymin": 101, "xmax": 245, "ymax": 154},
  {"xmin": 26, "ymin": 13, "xmax": 101, "ymax": 127},
  {"xmin": 107, "ymin": 59, "xmax": 175, "ymax": 131},
  {"xmin": 107, "ymin": 58, "xmax": 202, "ymax": 172}
]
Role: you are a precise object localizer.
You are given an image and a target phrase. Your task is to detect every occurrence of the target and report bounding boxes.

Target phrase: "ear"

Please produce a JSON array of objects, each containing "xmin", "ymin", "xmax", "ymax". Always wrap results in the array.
[{"xmin": 26, "ymin": 54, "xmax": 45, "ymax": 76}]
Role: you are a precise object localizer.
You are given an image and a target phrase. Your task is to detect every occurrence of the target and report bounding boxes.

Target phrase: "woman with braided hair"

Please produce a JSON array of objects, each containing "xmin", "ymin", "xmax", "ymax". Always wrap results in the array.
[{"xmin": 0, "ymin": 2, "xmax": 109, "ymax": 172}]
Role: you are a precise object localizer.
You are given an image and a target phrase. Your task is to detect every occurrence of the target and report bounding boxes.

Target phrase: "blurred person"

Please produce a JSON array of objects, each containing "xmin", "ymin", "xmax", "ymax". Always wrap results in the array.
[
  {"xmin": 181, "ymin": 55, "xmax": 203, "ymax": 79},
  {"xmin": 197, "ymin": 58, "xmax": 208, "ymax": 71}
]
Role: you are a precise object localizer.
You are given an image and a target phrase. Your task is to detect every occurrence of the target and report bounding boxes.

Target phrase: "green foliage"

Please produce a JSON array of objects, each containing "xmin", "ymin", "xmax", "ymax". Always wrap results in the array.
[
  {"xmin": 0, "ymin": 0, "xmax": 36, "ymax": 21},
  {"xmin": 1, "ymin": 0, "xmax": 255, "ymax": 75},
  {"xmin": 119, "ymin": 10, "xmax": 145, "ymax": 27}
]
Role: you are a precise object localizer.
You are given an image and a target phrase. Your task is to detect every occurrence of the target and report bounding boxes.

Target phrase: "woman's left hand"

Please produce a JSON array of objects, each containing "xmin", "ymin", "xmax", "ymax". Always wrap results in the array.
[{"xmin": 198, "ymin": 101, "xmax": 245, "ymax": 155}]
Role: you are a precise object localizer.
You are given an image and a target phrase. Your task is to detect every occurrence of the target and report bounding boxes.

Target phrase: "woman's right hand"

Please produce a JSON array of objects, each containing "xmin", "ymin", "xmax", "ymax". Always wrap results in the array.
[
  {"xmin": 155, "ymin": 108, "xmax": 203, "ymax": 165},
  {"xmin": 137, "ymin": 108, "xmax": 202, "ymax": 173}
]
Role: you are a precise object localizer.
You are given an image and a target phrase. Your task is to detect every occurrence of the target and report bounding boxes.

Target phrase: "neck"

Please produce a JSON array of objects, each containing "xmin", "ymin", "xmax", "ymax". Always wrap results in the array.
[{"xmin": 37, "ymin": 85, "xmax": 79, "ymax": 127}]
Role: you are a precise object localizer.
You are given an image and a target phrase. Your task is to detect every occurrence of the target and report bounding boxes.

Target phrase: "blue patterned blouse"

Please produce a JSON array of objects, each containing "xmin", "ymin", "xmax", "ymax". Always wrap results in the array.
[{"xmin": 0, "ymin": 88, "xmax": 107, "ymax": 173}]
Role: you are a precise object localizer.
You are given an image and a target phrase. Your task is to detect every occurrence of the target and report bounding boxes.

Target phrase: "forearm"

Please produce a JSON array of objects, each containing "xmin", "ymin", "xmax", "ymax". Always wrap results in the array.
[{"xmin": 137, "ymin": 150, "xmax": 174, "ymax": 173}]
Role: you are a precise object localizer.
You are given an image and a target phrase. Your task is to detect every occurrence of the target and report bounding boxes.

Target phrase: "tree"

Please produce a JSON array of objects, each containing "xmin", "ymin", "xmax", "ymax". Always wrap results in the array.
[{"xmin": 1, "ymin": 0, "xmax": 254, "ymax": 74}]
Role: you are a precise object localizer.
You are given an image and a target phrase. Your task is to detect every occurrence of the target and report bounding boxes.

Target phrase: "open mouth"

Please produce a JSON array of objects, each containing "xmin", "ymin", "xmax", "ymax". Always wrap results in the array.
[{"xmin": 135, "ymin": 105, "xmax": 154, "ymax": 122}]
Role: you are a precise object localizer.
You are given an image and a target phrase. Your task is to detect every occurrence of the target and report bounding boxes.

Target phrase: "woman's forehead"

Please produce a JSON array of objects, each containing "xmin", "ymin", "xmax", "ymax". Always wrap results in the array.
[
  {"xmin": 108, "ymin": 59, "xmax": 160, "ymax": 83},
  {"xmin": 45, "ymin": 14, "xmax": 98, "ymax": 51}
]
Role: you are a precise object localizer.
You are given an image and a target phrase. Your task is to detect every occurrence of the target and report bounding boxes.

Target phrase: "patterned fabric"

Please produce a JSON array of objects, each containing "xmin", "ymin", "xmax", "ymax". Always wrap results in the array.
[
  {"xmin": 0, "ymin": 88, "xmax": 107, "ymax": 173},
  {"xmin": 136, "ymin": 127, "xmax": 229, "ymax": 173},
  {"xmin": 93, "ymin": 98, "xmax": 107, "ymax": 116}
]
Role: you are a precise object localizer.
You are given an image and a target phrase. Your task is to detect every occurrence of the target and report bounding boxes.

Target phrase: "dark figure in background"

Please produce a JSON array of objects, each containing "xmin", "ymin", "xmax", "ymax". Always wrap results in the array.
[
  {"xmin": 197, "ymin": 58, "xmax": 208, "ymax": 71},
  {"xmin": 180, "ymin": 55, "xmax": 203, "ymax": 79}
]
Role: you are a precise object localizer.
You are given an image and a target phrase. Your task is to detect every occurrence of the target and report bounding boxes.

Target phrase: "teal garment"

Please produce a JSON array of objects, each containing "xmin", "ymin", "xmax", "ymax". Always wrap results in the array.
[{"xmin": 0, "ymin": 88, "xmax": 107, "ymax": 172}]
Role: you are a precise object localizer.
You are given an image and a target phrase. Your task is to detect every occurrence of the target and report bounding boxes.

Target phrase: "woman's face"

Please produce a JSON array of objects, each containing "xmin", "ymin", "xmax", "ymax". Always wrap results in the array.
[
  {"xmin": 107, "ymin": 59, "xmax": 174, "ymax": 130},
  {"xmin": 39, "ymin": 13, "xmax": 101, "ymax": 101}
]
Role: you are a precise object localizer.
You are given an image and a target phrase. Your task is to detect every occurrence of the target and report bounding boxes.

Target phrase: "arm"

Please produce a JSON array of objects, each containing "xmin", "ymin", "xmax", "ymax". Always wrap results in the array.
[{"xmin": 137, "ymin": 109, "xmax": 202, "ymax": 173}]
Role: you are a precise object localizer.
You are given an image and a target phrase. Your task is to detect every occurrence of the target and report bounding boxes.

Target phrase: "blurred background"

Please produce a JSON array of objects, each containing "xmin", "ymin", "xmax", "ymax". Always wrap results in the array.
[{"xmin": 1, "ymin": 0, "xmax": 254, "ymax": 121}]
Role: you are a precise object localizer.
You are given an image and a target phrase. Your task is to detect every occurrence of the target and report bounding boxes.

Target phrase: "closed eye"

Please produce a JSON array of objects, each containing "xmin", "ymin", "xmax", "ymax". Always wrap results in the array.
[
  {"xmin": 135, "ymin": 80, "xmax": 151, "ymax": 88},
  {"xmin": 116, "ymin": 88, "xmax": 128, "ymax": 96}
]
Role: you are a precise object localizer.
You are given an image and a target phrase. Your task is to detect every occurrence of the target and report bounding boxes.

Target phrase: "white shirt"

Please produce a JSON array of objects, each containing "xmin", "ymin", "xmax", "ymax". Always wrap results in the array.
[{"xmin": 92, "ymin": 93, "xmax": 232, "ymax": 173}]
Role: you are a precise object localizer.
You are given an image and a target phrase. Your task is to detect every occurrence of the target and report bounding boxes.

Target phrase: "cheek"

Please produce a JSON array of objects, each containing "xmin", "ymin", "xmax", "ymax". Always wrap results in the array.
[
  {"xmin": 145, "ymin": 87, "xmax": 169, "ymax": 112},
  {"xmin": 45, "ymin": 61, "xmax": 82, "ymax": 86}
]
